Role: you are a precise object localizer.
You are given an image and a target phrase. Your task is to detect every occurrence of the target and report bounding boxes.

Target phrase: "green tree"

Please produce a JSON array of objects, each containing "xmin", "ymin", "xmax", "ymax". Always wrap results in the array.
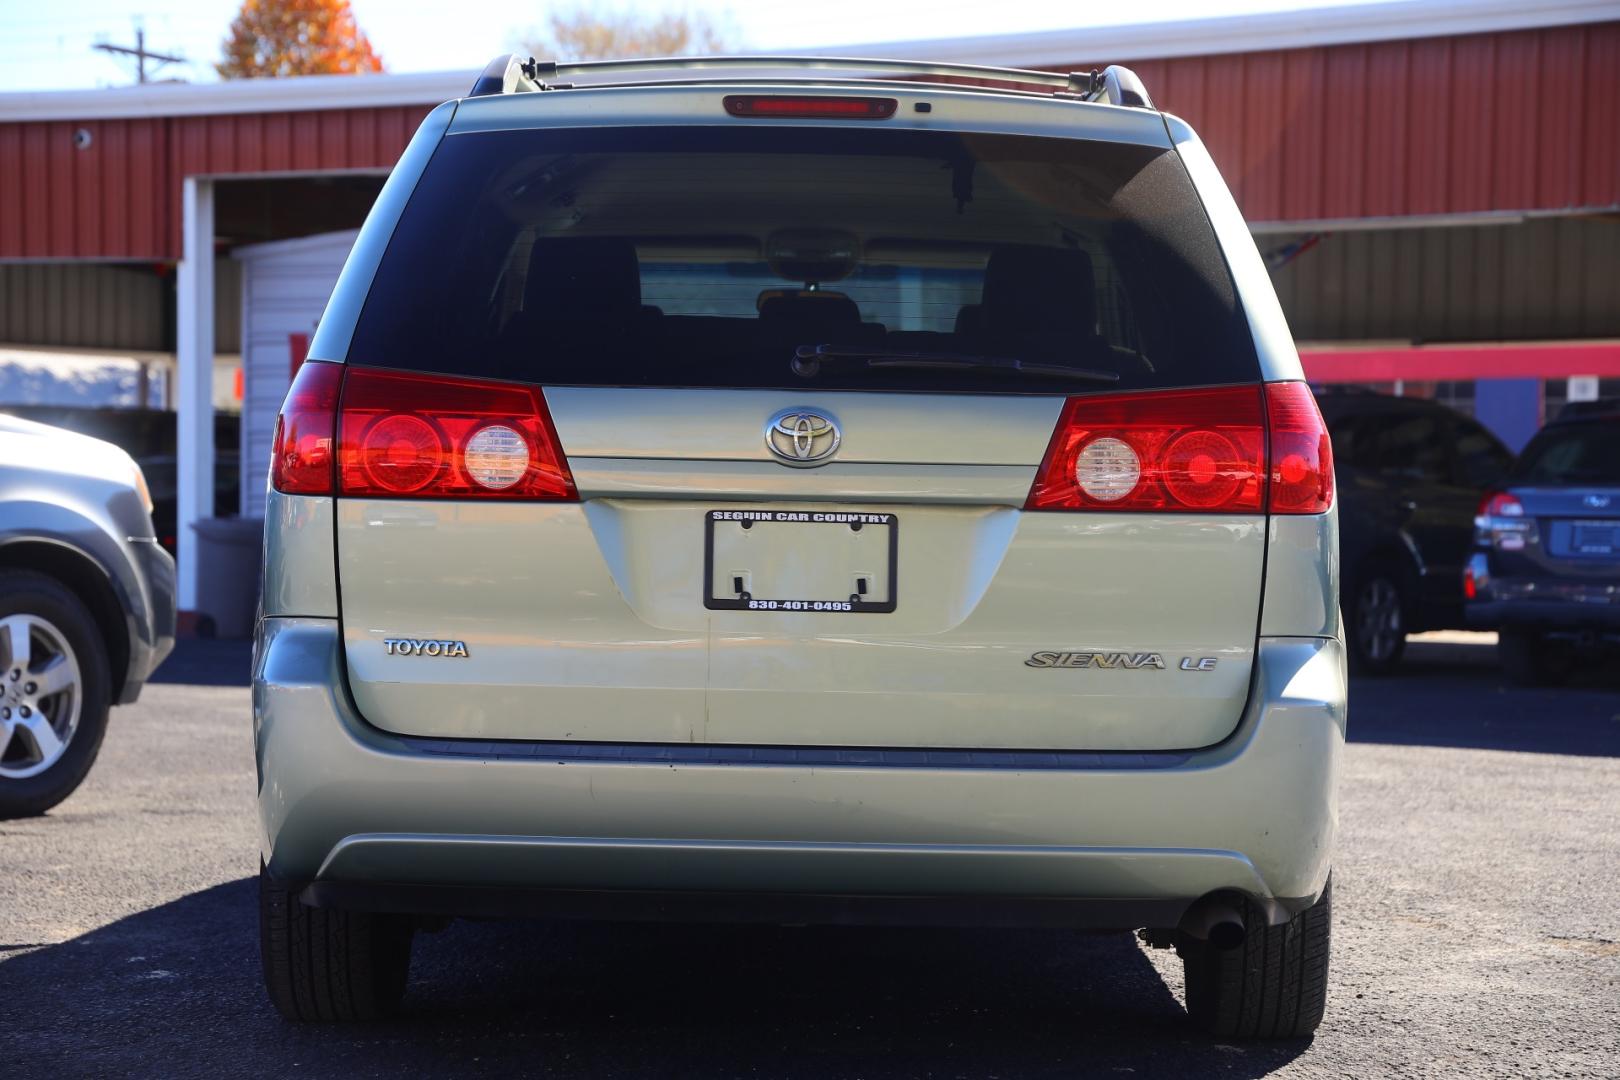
[{"xmin": 217, "ymin": 0, "xmax": 384, "ymax": 79}]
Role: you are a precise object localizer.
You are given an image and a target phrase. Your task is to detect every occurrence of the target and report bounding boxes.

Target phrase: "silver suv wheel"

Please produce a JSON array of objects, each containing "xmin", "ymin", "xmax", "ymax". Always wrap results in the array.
[{"xmin": 0, "ymin": 613, "xmax": 84, "ymax": 780}]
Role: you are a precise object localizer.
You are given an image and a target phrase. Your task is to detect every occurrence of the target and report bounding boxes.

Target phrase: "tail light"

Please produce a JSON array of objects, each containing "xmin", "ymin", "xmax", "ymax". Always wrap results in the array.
[
  {"xmin": 270, "ymin": 360, "xmax": 343, "ymax": 495},
  {"xmin": 1025, "ymin": 381, "xmax": 1333, "ymax": 514},
  {"xmin": 1477, "ymin": 492, "xmax": 1525, "ymax": 519},
  {"xmin": 1265, "ymin": 382, "xmax": 1334, "ymax": 514},
  {"xmin": 1475, "ymin": 491, "xmax": 1530, "ymax": 550},
  {"xmin": 270, "ymin": 364, "xmax": 576, "ymax": 500}
]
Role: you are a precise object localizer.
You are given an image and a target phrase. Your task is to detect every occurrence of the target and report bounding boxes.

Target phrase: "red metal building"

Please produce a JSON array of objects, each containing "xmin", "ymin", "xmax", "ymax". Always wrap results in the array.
[{"xmin": 4, "ymin": 14, "xmax": 1618, "ymax": 259}]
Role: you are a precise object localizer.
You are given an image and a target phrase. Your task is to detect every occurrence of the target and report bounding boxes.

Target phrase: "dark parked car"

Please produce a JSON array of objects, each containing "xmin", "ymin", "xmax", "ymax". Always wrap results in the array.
[
  {"xmin": 1318, "ymin": 390, "xmax": 1514, "ymax": 672},
  {"xmin": 1467, "ymin": 400, "xmax": 1620, "ymax": 684}
]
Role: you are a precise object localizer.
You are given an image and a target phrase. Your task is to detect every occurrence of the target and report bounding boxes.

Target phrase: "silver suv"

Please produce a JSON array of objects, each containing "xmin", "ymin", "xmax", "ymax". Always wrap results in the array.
[
  {"xmin": 1, "ymin": 415, "xmax": 176, "ymax": 817},
  {"xmin": 255, "ymin": 56, "xmax": 1342, "ymax": 1038}
]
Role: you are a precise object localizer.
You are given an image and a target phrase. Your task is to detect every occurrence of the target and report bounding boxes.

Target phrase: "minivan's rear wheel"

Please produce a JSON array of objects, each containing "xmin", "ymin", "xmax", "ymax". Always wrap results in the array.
[
  {"xmin": 259, "ymin": 865, "xmax": 414, "ymax": 1021},
  {"xmin": 1348, "ymin": 569, "xmax": 1406, "ymax": 674},
  {"xmin": 0, "ymin": 570, "xmax": 111, "ymax": 820},
  {"xmin": 1178, "ymin": 878, "xmax": 1332, "ymax": 1040}
]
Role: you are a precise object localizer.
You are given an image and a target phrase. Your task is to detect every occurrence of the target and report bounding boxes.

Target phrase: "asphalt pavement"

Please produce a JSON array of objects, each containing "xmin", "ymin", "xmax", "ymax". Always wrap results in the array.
[{"xmin": 2, "ymin": 633, "xmax": 1617, "ymax": 1079}]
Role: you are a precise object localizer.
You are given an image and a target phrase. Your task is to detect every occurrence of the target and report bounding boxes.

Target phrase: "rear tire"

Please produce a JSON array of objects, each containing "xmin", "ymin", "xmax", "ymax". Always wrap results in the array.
[
  {"xmin": 1179, "ymin": 877, "xmax": 1332, "ymax": 1040},
  {"xmin": 0, "ymin": 569, "xmax": 112, "ymax": 820},
  {"xmin": 1498, "ymin": 629, "xmax": 1571, "ymax": 687},
  {"xmin": 259, "ymin": 864, "xmax": 414, "ymax": 1021},
  {"xmin": 1347, "ymin": 568, "xmax": 1407, "ymax": 675}
]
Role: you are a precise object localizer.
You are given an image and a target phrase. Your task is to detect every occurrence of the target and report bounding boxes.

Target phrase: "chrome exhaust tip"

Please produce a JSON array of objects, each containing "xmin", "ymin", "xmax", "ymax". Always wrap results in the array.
[{"xmin": 1180, "ymin": 897, "xmax": 1248, "ymax": 951}]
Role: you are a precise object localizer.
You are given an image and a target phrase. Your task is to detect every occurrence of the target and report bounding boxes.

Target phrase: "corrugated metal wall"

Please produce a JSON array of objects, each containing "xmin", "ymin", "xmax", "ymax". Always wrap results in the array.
[
  {"xmin": 0, "ymin": 106, "xmax": 425, "ymax": 261},
  {"xmin": 0, "ymin": 263, "xmax": 164, "ymax": 349},
  {"xmin": 1105, "ymin": 21, "xmax": 1620, "ymax": 224},
  {"xmin": 0, "ymin": 260, "xmax": 242, "ymax": 352},
  {"xmin": 0, "ymin": 118, "xmax": 171, "ymax": 260},
  {"xmin": 1, "ymin": 22, "xmax": 1618, "ymax": 261},
  {"xmin": 1268, "ymin": 215, "xmax": 1620, "ymax": 343}
]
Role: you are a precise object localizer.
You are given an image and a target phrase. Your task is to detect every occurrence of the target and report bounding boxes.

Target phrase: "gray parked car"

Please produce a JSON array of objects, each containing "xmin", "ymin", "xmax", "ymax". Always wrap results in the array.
[
  {"xmin": 256, "ymin": 56, "xmax": 1341, "ymax": 1038},
  {"xmin": 0, "ymin": 414, "xmax": 176, "ymax": 818}
]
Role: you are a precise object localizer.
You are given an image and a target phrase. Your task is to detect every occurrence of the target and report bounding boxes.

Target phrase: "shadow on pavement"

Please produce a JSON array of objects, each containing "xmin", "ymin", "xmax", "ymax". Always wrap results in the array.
[
  {"xmin": 149, "ymin": 637, "xmax": 253, "ymax": 687},
  {"xmin": 0, "ymin": 877, "xmax": 1311, "ymax": 1079},
  {"xmin": 1349, "ymin": 635, "xmax": 1620, "ymax": 758}
]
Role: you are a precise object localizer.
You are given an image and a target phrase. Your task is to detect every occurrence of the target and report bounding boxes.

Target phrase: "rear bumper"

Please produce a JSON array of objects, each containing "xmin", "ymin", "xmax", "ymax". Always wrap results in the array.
[
  {"xmin": 118, "ymin": 537, "xmax": 177, "ymax": 704},
  {"xmin": 1466, "ymin": 570, "xmax": 1620, "ymax": 633},
  {"xmin": 1467, "ymin": 600, "xmax": 1620, "ymax": 633},
  {"xmin": 299, "ymin": 880, "xmax": 1201, "ymax": 930},
  {"xmin": 254, "ymin": 618, "xmax": 1344, "ymax": 927}
]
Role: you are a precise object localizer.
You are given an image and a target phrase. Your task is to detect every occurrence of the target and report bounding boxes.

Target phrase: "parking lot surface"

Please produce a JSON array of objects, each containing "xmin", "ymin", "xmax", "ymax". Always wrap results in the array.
[{"xmin": 2, "ymin": 634, "xmax": 1617, "ymax": 1079}]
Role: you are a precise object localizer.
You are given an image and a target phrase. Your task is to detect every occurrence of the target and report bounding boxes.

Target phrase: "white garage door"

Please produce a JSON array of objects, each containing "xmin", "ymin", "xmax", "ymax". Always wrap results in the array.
[{"xmin": 235, "ymin": 230, "xmax": 358, "ymax": 517}]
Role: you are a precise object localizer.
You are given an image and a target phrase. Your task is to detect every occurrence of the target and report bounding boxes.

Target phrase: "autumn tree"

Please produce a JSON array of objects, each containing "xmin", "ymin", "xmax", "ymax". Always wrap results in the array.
[
  {"xmin": 217, "ymin": 0, "xmax": 384, "ymax": 79},
  {"xmin": 521, "ymin": 7, "xmax": 734, "ymax": 62}
]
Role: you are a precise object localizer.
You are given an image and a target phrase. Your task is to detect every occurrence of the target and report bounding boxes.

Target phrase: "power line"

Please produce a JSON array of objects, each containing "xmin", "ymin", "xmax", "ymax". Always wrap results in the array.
[{"xmin": 93, "ymin": 26, "xmax": 187, "ymax": 84}]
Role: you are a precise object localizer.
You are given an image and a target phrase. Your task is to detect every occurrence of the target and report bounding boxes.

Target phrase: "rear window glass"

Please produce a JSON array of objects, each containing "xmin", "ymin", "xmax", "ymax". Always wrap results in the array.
[
  {"xmin": 1512, "ymin": 424, "xmax": 1620, "ymax": 485},
  {"xmin": 350, "ymin": 125, "xmax": 1258, "ymax": 395}
]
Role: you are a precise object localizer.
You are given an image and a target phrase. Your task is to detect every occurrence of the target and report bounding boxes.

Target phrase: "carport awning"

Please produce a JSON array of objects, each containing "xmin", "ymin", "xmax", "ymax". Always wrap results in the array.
[{"xmin": 1299, "ymin": 340, "xmax": 1620, "ymax": 382}]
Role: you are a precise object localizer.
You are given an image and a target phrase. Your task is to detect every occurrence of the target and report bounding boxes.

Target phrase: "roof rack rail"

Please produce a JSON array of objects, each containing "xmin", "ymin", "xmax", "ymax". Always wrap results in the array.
[
  {"xmin": 468, "ymin": 54, "xmax": 546, "ymax": 97},
  {"xmin": 1086, "ymin": 65, "xmax": 1154, "ymax": 109},
  {"xmin": 466, "ymin": 54, "xmax": 1155, "ymax": 109}
]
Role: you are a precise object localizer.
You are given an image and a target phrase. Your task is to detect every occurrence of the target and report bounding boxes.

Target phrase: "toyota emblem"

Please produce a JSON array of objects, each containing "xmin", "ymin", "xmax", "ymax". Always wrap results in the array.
[{"xmin": 764, "ymin": 409, "xmax": 841, "ymax": 467}]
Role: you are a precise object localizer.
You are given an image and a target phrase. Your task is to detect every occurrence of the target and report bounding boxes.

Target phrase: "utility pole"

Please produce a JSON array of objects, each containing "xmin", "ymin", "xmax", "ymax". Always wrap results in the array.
[{"xmin": 94, "ymin": 27, "xmax": 186, "ymax": 85}]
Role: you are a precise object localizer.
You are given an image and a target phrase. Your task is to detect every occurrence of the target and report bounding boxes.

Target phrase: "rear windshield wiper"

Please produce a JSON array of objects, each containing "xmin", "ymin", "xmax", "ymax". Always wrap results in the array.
[{"xmin": 792, "ymin": 344, "xmax": 1121, "ymax": 384}]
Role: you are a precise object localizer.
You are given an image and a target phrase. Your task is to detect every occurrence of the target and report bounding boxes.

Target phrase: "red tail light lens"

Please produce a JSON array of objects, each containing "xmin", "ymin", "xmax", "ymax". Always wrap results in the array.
[
  {"xmin": 270, "ymin": 360, "xmax": 343, "ymax": 495},
  {"xmin": 337, "ymin": 368, "xmax": 576, "ymax": 500},
  {"xmin": 1265, "ymin": 382, "xmax": 1334, "ymax": 513},
  {"xmin": 1026, "ymin": 386, "xmax": 1266, "ymax": 512},
  {"xmin": 723, "ymin": 95, "xmax": 898, "ymax": 119},
  {"xmin": 356, "ymin": 413, "xmax": 440, "ymax": 493},
  {"xmin": 1477, "ymin": 492, "xmax": 1524, "ymax": 518},
  {"xmin": 1026, "ymin": 382, "xmax": 1334, "ymax": 514}
]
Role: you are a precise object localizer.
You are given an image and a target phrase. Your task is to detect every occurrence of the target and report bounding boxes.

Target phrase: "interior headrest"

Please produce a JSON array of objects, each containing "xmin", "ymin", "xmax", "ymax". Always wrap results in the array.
[
  {"xmin": 523, "ymin": 236, "xmax": 642, "ymax": 324},
  {"xmin": 758, "ymin": 293, "xmax": 862, "ymax": 331},
  {"xmin": 980, "ymin": 246, "xmax": 1097, "ymax": 336}
]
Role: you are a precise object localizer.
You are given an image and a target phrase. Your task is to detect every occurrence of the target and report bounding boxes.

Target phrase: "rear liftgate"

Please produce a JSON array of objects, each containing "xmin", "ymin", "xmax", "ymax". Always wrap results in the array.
[{"xmin": 279, "ymin": 363, "xmax": 1329, "ymax": 752}]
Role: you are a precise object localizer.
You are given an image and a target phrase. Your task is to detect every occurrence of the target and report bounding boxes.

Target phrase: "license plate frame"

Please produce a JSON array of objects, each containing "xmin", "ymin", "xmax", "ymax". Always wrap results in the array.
[
  {"xmin": 1570, "ymin": 519, "xmax": 1620, "ymax": 556},
  {"xmin": 703, "ymin": 510, "xmax": 899, "ymax": 613}
]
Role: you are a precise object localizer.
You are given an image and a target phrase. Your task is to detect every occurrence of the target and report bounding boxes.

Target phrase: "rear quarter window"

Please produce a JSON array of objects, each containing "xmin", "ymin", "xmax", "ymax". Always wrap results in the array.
[
  {"xmin": 349, "ymin": 125, "xmax": 1259, "ymax": 396},
  {"xmin": 1512, "ymin": 424, "xmax": 1620, "ymax": 485}
]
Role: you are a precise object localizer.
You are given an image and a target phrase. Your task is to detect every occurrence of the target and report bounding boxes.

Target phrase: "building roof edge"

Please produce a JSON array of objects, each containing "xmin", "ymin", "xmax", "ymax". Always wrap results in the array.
[{"xmin": 2, "ymin": 0, "xmax": 1613, "ymax": 122}]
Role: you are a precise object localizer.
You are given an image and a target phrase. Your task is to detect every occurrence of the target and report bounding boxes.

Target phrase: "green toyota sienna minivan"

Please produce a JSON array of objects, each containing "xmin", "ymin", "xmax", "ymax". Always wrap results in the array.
[{"xmin": 254, "ymin": 56, "xmax": 1341, "ymax": 1038}]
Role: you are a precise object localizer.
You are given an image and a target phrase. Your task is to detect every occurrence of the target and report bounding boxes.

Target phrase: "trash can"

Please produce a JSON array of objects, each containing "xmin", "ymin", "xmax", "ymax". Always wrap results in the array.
[{"xmin": 190, "ymin": 516, "xmax": 264, "ymax": 639}]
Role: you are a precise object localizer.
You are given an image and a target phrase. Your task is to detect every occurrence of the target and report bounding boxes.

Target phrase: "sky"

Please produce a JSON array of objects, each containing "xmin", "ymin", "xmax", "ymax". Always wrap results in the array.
[{"xmin": 0, "ymin": 0, "xmax": 1399, "ymax": 92}]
